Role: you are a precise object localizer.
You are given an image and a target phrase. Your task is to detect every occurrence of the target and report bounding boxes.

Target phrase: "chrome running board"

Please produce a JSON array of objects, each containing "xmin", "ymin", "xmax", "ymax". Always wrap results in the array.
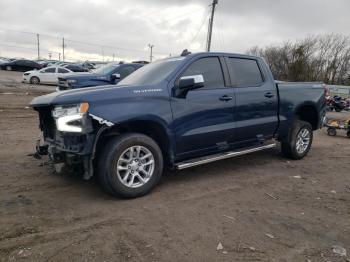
[{"xmin": 175, "ymin": 143, "xmax": 276, "ymax": 170}]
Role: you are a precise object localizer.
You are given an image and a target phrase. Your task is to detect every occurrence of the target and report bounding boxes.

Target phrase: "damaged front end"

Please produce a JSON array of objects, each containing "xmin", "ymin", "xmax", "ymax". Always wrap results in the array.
[{"xmin": 33, "ymin": 103, "xmax": 110, "ymax": 179}]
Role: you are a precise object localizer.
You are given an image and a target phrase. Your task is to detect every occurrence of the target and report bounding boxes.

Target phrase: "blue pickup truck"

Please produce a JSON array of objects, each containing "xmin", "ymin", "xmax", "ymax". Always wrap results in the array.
[
  {"xmin": 30, "ymin": 52, "xmax": 326, "ymax": 198},
  {"xmin": 57, "ymin": 63, "xmax": 144, "ymax": 91}
]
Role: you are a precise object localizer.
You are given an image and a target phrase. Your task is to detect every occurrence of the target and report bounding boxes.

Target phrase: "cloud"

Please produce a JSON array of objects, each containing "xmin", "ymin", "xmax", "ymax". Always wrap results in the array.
[{"xmin": 0, "ymin": 0, "xmax": 349, "ymax": 61}]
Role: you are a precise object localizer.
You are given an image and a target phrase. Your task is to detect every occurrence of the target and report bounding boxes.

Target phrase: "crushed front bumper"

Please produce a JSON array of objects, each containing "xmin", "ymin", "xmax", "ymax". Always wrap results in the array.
[{"xmin": 34, "ymin": 106, "xmax": 97, "ymax": 179}]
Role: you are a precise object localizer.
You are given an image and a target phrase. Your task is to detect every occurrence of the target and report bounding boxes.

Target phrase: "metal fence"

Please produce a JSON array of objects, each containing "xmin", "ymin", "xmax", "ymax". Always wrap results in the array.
[{"xmin": 328, "ymin": 85, "xmax": 350, "ymax": 98}]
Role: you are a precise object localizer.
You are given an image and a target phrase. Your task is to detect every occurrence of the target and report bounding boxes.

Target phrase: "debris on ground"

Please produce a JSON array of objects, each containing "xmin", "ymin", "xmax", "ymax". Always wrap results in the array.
[
  {"xmin": 265, "ymin": 193, "xmax": 278, "ymax": 200},
  {"xmin": 293, "ymin": 175, "xmax": 302, "ymax": 179},
  {"xmin": 332, "ymin": 245, "xmax": 347, "ymax": 256},
  {"xmin": 330, "ymin": 190, "xmax": 337, "ymax": 194},
  {"xmin": 265, "ymin": 233, "xmax": 275, "ymax": 239},
  {"xmin": 248, "ymin": 246, "xmax": 256, "ymax": 251},
  {"xmin": 223, "ymin": 215, "xmax": 236, "ymax": 221},
  {"xmin": 216, "ymin": 242, "xmax": 223, "ymax": 251}
]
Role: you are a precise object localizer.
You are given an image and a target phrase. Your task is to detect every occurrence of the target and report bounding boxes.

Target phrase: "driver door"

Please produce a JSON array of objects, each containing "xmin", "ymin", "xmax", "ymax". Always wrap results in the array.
[{"xmin": 170, "ymin": 56, "xmax": 235, "ymax": 160}]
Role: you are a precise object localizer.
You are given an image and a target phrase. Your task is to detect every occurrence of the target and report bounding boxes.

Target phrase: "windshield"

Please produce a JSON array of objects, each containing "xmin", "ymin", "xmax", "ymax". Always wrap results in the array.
[
  {"xmin": 118, "ymin": 57, "xmax": 185, "ymax": 86},
  {"xmin": 93, "ymin": 64, "xmax": 119, "ymax": 75}
]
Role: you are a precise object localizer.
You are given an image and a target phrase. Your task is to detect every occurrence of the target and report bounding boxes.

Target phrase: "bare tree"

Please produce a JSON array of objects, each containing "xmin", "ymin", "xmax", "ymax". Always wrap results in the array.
[{"xmin": 247, "ymin": 34, "xmax": 350, "ymax": 85}]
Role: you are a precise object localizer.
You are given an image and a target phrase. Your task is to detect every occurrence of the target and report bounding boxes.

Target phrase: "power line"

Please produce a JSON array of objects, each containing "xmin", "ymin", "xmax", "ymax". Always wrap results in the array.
[
  {"xmin": 0, "ymin": 43, "xmax": 60, "ymax": 54},
  {"xmin": 216, "ymin": 5, "xmax": 227, "ymax": 51},
  {"xmin": 189, "ymin": 7, "xmax": 211, "ymax": 47},
  {"xmin": 0, "ymin": 27, "xmax": 168, "ymax": 56}
]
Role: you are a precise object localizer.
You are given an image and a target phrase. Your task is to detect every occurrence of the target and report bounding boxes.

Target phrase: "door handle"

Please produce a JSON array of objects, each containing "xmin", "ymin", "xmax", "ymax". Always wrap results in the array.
[
  {"xmin": 264, "ymin": 92, "xmax": 275, "ymax": 98},
  {"xmin": 219, "ymin": 95, "xmax": 233, "ymax": 101}
]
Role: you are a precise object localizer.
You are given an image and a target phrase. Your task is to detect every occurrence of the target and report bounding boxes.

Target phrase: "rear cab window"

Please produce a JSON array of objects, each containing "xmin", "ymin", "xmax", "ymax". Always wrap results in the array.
[
  {"xmin": 227, "ymin": 57, "xmax": 264, "ymax": 87},
  {"xmin": 58, "ymin": 68, "xmax": 69, "ymax": 73}
]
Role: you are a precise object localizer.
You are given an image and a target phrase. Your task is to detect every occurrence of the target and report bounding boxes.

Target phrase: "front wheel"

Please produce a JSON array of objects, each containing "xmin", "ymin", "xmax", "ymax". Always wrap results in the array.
[
  {"xmin": 30, "ymin": 76, "xmax": 40, "ymax": 85},
  {"xmin": 6, "ymin": 66, "xmax": 12, "ymax": 71},
  {"xmin": 97, "ymin": 133, "xmax": 163, "ymax": 198},
  {"xmin": 281, "ymin": 120, "xmax": 313, "ymax": 160}
]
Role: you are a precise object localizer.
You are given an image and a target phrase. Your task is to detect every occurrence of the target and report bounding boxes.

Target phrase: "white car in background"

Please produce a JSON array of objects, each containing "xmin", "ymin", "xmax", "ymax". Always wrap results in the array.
[{"xmin": 22, "ymin": 66, "xmax": 74, "ymax": 85}]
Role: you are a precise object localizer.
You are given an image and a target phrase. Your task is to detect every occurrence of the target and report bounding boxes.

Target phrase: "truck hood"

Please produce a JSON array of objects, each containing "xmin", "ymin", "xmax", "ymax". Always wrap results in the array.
[{"xmin": 30, "ymin": 84, "xmax": 163, "ymax": 108}]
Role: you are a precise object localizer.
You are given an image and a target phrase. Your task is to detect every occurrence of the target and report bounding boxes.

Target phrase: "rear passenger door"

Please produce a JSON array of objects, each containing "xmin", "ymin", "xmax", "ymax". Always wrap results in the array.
[{"xmin": 226, "ymin": 57, "xmax": 278, "ymax": 143}]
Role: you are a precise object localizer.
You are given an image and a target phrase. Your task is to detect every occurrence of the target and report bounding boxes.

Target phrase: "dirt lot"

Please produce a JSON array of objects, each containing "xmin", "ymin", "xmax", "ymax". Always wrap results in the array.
[{"xmin": 0, "ymin": 70, "xmax": 349, "ymax": 262}]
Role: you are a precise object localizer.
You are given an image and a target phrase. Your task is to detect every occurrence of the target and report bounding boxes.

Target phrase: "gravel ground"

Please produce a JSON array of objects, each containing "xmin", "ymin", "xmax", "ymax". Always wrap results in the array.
[{"xmin": 0, "ymin": 70, "xmax": 349, "ymax": 262}]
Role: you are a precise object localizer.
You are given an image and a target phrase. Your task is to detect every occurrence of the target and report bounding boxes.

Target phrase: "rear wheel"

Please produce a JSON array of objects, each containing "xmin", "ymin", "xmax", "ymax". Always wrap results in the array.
[
  {"xmin": 281, "ymin": 120, "xmax": 313, "ymax": 160},
  {"xmin": 30, "ymin": 76, "xmax": 40, "ymax": 85},
  {"xmin": 97, "ymin": 133, "xmax": 163, "ymax": 198},
  {"xmin": 327, "ymin": 128, "xmax": 337, "ymax": 136},
  {"xmin": 346, "ymin": 131, "xmax": 350, "ymax": 138},
  {"xmin": 6, "ymin": 66, "xmax": 12, "ymax": 71}
]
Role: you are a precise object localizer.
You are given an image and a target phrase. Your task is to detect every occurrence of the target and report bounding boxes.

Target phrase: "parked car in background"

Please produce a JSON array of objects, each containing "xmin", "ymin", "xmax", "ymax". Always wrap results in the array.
[
  {"xmin": 22, "ymin": 66, "xmax": 74, "ymax": 85},
  {"xmin": 80, "ymin": 62, "xmax": 96, "ymax": 70},
  {"xmin": 63, "ymin": 64, "xmax": 88, "ymax": 72},
  {"xmin": 31, "ymin": 52, "xmax": 326, "ymax": 198},
  {"xmin": 0, "ymin": 58, "xmax": 10, "ymax": 64},
  {"xmin": 57, "ymin": 63, "xmax": 143, "ymax": 90},
  {"xmin": 0, "ymin": 59, "xmax": 42, "ymax": 72}
]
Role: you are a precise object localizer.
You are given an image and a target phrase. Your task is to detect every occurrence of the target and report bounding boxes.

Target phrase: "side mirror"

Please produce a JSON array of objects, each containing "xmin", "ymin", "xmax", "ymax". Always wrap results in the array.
[
  {"xmin": 111, "ymin": 73, "xmax": 121, "ymax": 80},
  {"xmin": 176, "ymin": 75, "xmax": 204, "ymax": 98}
]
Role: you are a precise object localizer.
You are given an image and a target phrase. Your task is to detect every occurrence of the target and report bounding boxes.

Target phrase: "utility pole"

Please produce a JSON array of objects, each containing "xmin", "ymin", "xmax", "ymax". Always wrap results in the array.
[
  {"xmin": 48, "ymin": 53, "xmax": 52, "ymax": 60},
  {"xmin": 148, "ymin": 44, "xmax": 154, "ymax": 62},
  {"xmin": 36, "ymin": 34, "xmax": 40, "ymax": 60},
  {"xmin": 206, "ymin": 0, "xmax": 218, "ymax": 52},
  {"xmin": 58, "ymin": 53, "xmax": 61, "ymax": 61},
  {"xmin": 62, "ymin": 37, "xmax": 65, "ymax": 61}
]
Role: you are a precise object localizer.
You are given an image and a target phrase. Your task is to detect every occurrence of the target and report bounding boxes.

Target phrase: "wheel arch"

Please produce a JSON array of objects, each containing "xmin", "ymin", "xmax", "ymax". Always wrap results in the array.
[
  {"xmin": 30, "ymin": 75, "xmax": 40, "ymax": 84},
  {"xmin": 92, "ymin": 118, "xmax": 174, "ymax": 166},
  {"xmin": 294, "ymin": 102, "xmax": 319, "ymax": 130}
]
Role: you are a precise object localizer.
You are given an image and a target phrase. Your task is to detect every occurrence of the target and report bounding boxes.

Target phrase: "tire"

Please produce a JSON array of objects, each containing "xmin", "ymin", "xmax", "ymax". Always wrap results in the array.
[
  {"xmin": 97, "ymin": 133, "xmax": 163, "ymax": 198},
  {"xmin": 327, "ymin": 128, "xmax": 337, "ymax": 136},
  {"xmin": 347, "ymin": 131, "xmax": 350, "ymax": 138},
  {"xmin": 281, "ymin": 120, "xmax": 313, "ymax": 160},
  {"xmin": 335, "ymin": 107, "xmax": 342, "ymax": 112},
  {"xmin": 6, "ymin": 66, "xmax": 12, "ymax": 71},
  {"xmin": 30, "ymin": 76, "xmax": 40, "ymax": 85}
]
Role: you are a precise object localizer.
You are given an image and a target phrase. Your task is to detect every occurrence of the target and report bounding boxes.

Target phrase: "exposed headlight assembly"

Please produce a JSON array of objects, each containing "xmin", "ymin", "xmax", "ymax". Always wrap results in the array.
[
  {"xmin": 67, "ymin": 79, "xmax": 77, "ymax": 84},
  {"xmin": 52, "ymin": 103, "xmax": 89, "ymax": 132}
]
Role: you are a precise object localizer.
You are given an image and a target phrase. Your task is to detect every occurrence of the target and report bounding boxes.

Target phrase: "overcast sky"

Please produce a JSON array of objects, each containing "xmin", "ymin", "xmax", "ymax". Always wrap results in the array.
[{"xmin": 0, "ymin": 0, "xmax": 349, "ymax": 62}]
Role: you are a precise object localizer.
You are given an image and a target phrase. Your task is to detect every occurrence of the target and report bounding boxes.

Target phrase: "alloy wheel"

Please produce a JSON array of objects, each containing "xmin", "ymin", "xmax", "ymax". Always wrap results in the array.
[
  {"xmin": 116, "ymin": 145, "xmax": 155, "ymax": 188},
  {"xmin": 295, "ymin": 128, "xmax": 310, "ymax": 154}
]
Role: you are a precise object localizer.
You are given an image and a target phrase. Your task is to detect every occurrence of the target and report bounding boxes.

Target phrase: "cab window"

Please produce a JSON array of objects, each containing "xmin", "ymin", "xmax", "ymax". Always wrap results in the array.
[
  {"xmin": 227, "ymin": 58, "xmax": 263, "ymax": 87},
  {"xmin": 180, "ymin": 57, "xmax": 224, "ymax": 89},
  {"xmin": 43, "ymin": 68, "xmax": 56, "ymax": 73},
  {"xmin": 118, "ymin": 66, "xmax": 136, "ymax": 79},
  {"xmin": 58, "ymin": 68, "xmax": 69, "ymax": 73}
]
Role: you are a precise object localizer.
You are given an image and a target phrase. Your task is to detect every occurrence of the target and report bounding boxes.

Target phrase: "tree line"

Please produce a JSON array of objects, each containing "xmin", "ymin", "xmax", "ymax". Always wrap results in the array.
[{"xmin": 247, "ymin": 34, "xmax": 350, "ymax": 85}]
